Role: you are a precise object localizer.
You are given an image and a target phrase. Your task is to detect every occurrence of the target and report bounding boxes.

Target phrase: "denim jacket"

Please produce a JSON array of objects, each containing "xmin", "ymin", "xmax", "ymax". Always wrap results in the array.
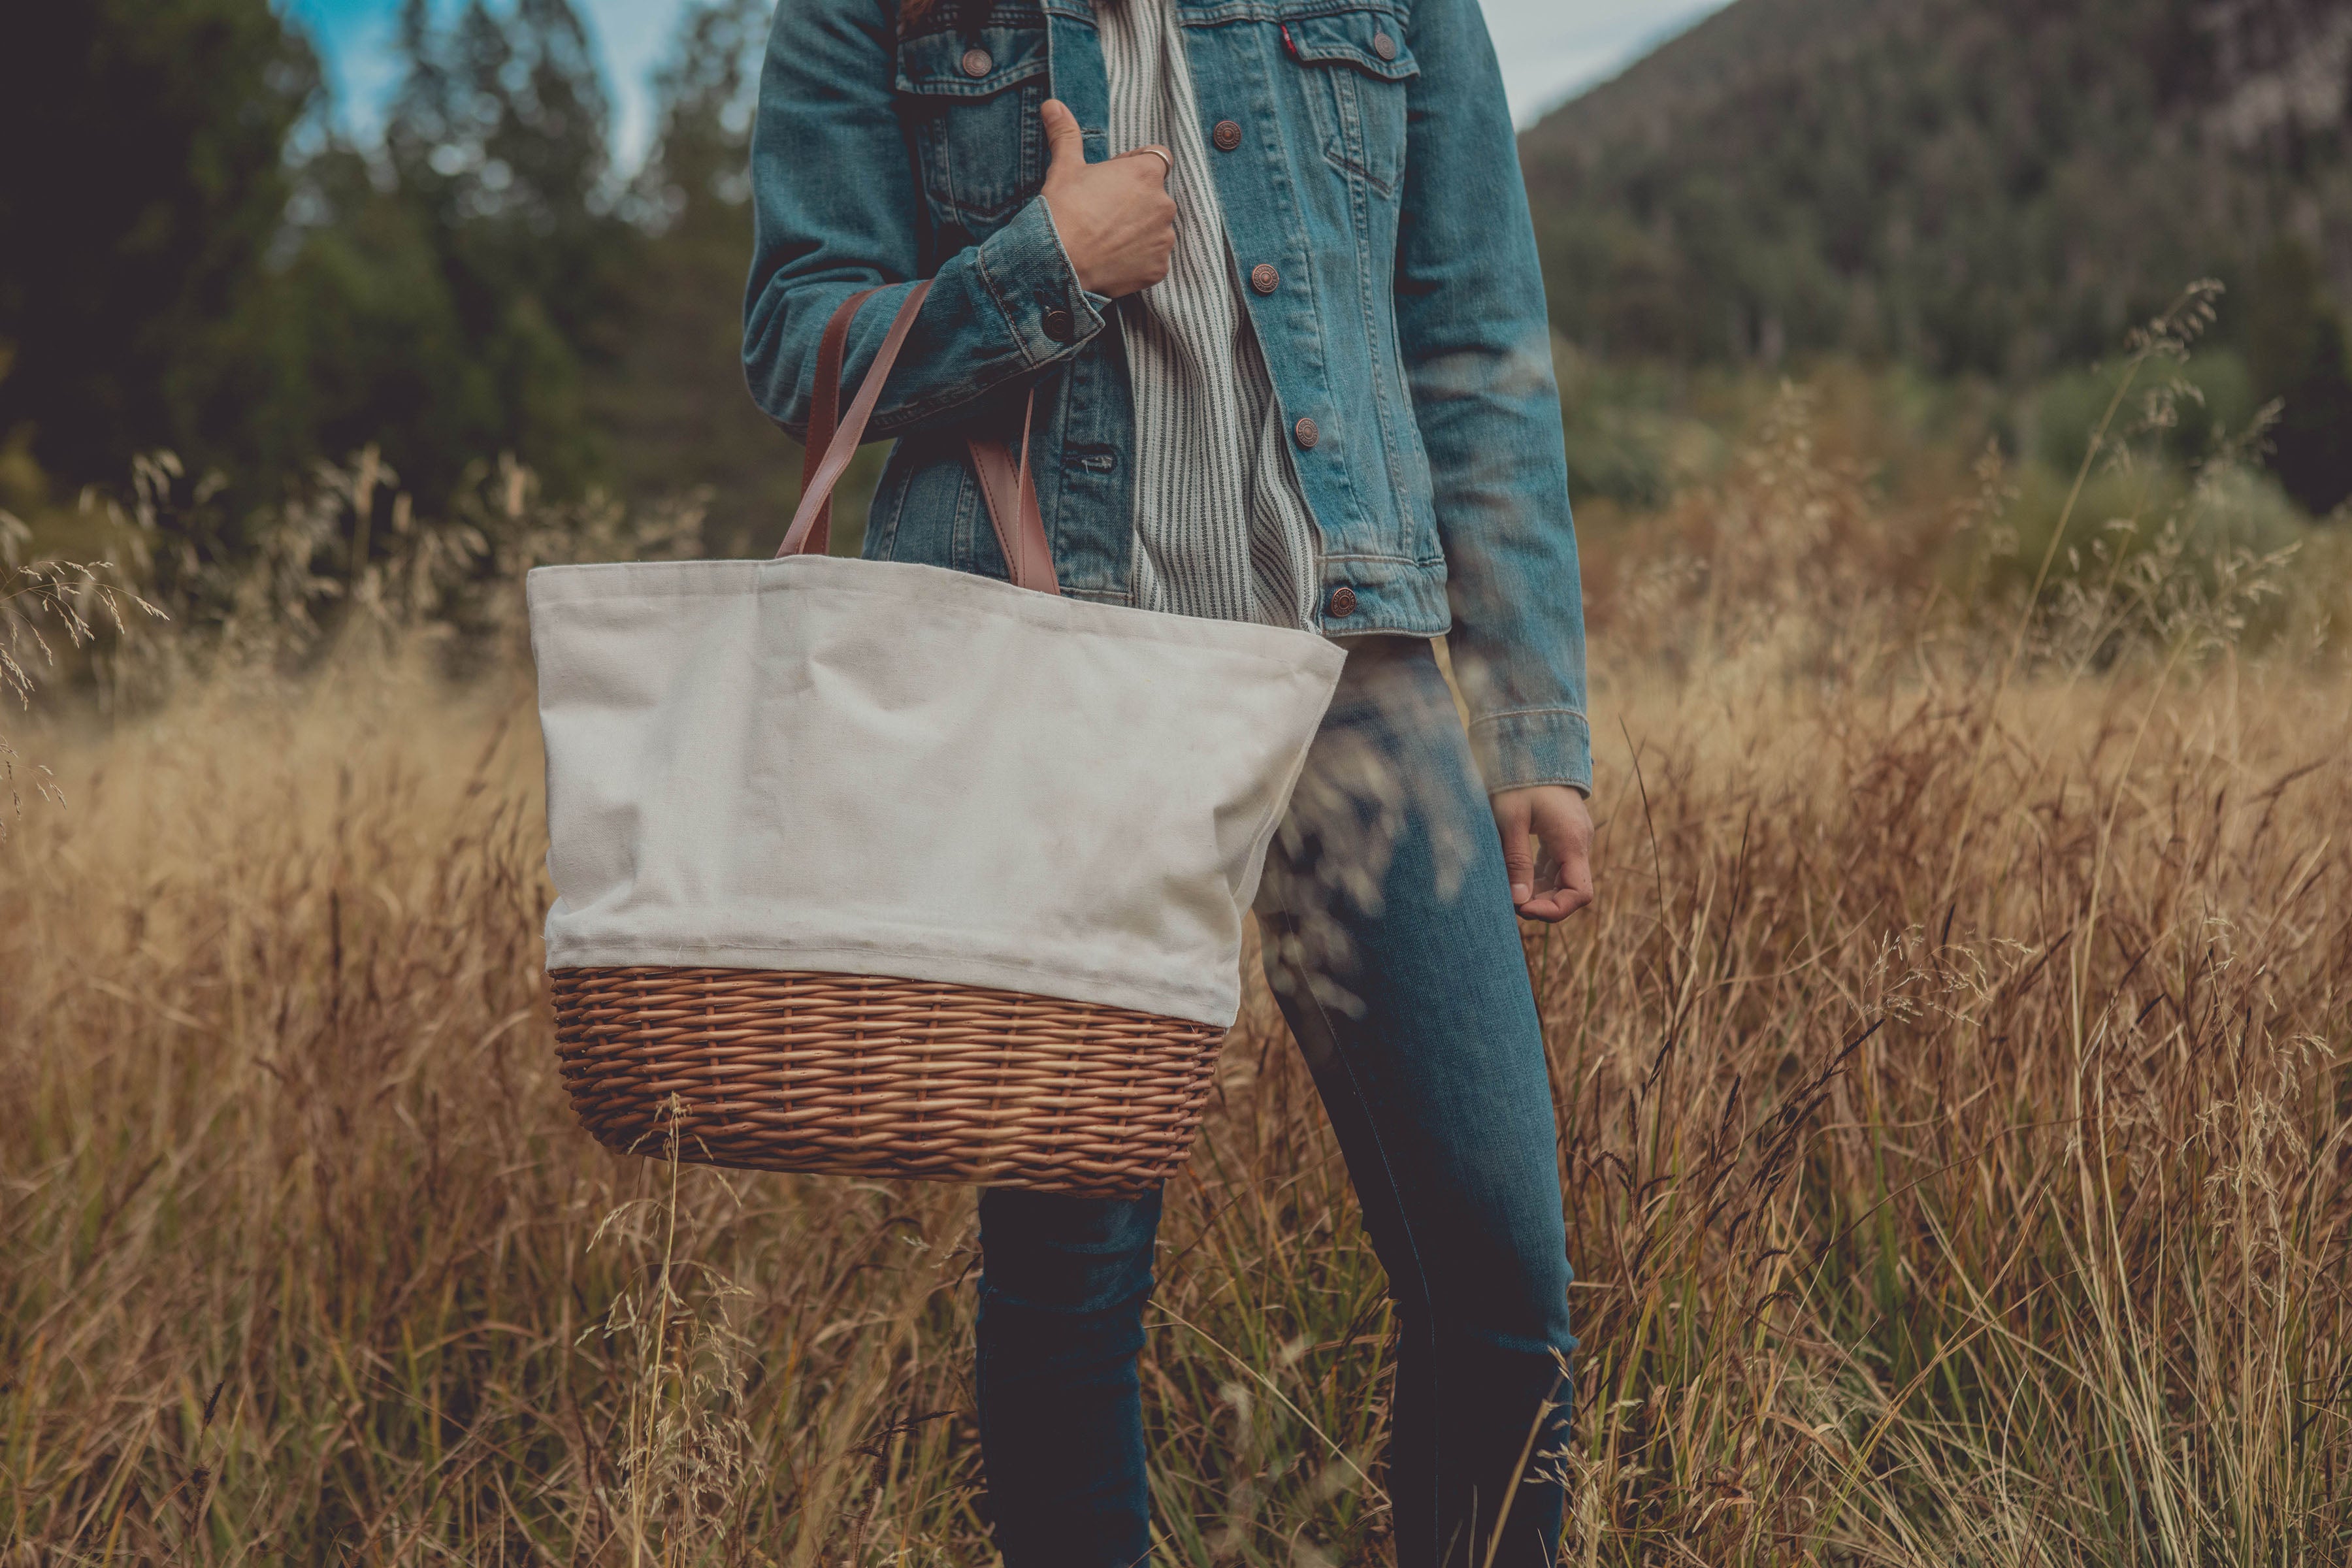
[{"xmin": 744, "ymin": 0, "xmax": 1591, "ymax": 793}]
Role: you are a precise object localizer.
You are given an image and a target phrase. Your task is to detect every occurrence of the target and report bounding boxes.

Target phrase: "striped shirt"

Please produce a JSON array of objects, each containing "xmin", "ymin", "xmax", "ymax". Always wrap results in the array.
[{"xmin": 1093, "ymin": 0, "xmax": 1320, "ymax": 628}]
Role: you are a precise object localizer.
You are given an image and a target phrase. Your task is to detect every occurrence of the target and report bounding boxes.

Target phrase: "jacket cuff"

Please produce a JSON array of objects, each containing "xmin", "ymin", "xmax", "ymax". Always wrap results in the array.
[
  {"xmin": 1469, "ymin": 708, "xmax": 1593, "ymax": 797},
  {"xmin": 974, "ymin": 197, "xmax": 1108, "ymax": 367}
]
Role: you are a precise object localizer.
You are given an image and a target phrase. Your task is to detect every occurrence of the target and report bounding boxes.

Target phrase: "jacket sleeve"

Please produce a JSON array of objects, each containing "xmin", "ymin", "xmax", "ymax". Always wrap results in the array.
[
  {"xmin": 1395, "ymin": 0, "xmax": 1593, "ymax": 796},
  {"xmin": 742, "ymin": 0, "xmax": 1106, "ymax": 440}
]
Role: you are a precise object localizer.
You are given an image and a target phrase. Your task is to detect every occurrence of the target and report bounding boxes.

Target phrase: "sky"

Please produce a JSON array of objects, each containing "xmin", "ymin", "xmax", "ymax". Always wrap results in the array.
[{"xmin": 284, "ymin": 0, "xmax": 1731, "ymax": 159}]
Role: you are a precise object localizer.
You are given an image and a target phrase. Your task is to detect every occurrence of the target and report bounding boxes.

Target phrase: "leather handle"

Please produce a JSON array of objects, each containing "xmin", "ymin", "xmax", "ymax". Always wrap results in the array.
[
  {"xmin": 779, "ymin": 282, "xmax": 932, "ymax": 558},
  {"xmin": 793, "ymin": 285, "xmax": 883, "ymax": 558},
  {"xmin": 780, "ymin": 281, "xmax": 1062, "ymax": 596},
  {"xmin": 968, "ymin": 397, "xmax": 1059, "ymax": 596}
]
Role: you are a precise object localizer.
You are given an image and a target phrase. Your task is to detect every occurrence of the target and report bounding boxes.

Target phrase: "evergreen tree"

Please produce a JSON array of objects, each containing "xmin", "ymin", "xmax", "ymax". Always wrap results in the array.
[
  {"xmin": 374, "ymin": 0, "xmax": 639, "ymax": 500},
  {"xmin": 262, "ymin": 140, "xmax": 498, "ymax": 508},
  {"xmin": 0, "ymin": 0, "xmax": 318, "ymax": 493},
  {"xmin": 595, "ymin": 0, "xmax": 799, "ymax": 553},
  {"xmin": 1521, "ymin": 0, "xmax": 2350, "ymax": 389},
  {"xmin": 2247, "ymin": 238, "xmax": 2352, "ymax": 517}
]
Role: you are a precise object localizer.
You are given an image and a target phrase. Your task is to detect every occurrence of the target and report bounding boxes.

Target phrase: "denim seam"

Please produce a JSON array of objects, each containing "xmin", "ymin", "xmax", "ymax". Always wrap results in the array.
[
  {"xmin": 1485, "ymin": 776, "xmax": 1592, "ymax": 799},
  {"xmin": 1339, "ymin": 74, "xmax": 1416, "ymax": 551},
  {"xmin": 1299, "ymin": 980, "xmax": 1441, "ymax": 1563},
  {"xmin": 1316, "ymin": 549, "xmax": 1441, "ymax": 566},
  {"xmin": 1234, "ymin": 20, "xmax": 1355, "ymax": 607},
  {"xmin": 964, "ymin": 202, "xmax": 1091, "ymax": 374},
  {"xmin": 1469, "ymin": 706, "xmax": 1592, "ymax": 726},
  {"xmin": 975, "ymin": 238, "xmax": 1045, "ymax": 370},
  {"xmin": 949, "ymin": 453, "xmax": 981, "ymax": 574},
  {"xmin": 1314, "ymin": 63, "xmax": 1406, "ymax": 198},
  {"xmin": 866, "ymin": 367, "xmax": 1058, "ymax": 436}
]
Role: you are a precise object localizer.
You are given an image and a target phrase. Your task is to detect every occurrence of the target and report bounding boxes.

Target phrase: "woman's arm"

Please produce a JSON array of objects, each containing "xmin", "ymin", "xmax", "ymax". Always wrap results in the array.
[
  {"xmin": 742, "ymin": 0, "xmax": 1079, "ymax": 441},
  {"xmin": 1393, "ymin": 0, "xmax": 1593, "ymax": 802},
  {"xmin": 743, "ymin": 0, "xmax": 1171, "ymax": 443}
]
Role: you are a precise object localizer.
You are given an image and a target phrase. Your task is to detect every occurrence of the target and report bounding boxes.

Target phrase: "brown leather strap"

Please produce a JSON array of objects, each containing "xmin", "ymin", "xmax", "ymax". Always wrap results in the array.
[
  {"xmin": 780, "ymin": 281, "xmax": 1062, "ymax": 597},
  {"xmin": 967, "ymin": 393, "xmax": 1059, "ymax": 596},
  {"xmin": 794, "ymin": 285, "xmax": 883, "ymax": 559},
  {"xmin": 780, "ymin": 282, "xmax": 932, "ymax": 558}
]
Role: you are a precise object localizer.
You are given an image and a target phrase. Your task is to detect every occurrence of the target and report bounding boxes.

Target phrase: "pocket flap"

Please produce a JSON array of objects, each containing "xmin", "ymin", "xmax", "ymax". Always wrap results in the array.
[
  {"xmin": 896, "ymin": 24, "xmax": 1049, "ymax": 98},
  {"xmin": 1283, "ymin": 11, "xmax": 1419, "ymax": 82}
]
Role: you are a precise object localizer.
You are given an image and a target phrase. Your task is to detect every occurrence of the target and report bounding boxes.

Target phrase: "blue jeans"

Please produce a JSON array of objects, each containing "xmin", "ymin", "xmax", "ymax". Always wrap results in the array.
[{"xmin": 976, "ymin": 638, "xmax": 1577, "ymax": 1567}]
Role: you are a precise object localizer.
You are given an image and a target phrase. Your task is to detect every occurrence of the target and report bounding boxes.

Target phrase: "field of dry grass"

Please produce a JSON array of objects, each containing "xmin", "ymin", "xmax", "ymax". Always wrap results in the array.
[{"xmin": 4, "ymin": 348, "xmax": 2350, "ymax": 1563}]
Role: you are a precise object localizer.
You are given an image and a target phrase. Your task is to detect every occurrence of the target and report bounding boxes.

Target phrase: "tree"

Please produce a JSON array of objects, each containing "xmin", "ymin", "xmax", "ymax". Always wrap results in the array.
[
  {"xmin": 0, "ymin": 0, "xmax": 777, "ymax": 540},
  {"xmin": 261, "ymin": 144, "xmax": 500, "ymax": 505},
  {"xmin": 1515, "ymin": 0, "xmax": 2342, "ymax": 382},
  {"xmin": 2247, "ymin": 237, "xmax": 2352, "ymax": 517},
  {"xmin": 595, "ymin": 0, "xmax": 802, "ymax": 553},
  {"xmin": 0, "ymin": 0, "xmax": 319, "ymax": 492},
  {"xmin": 373, "ymin": 0, "xmax": 639, "ymax": 501}
]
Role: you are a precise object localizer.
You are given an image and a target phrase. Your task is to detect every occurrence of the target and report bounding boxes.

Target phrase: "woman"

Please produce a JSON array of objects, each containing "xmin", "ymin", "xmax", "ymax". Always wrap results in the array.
[{"xmin": 743, "ymin": 0, "xmax": 1594, "ymax": 1561}]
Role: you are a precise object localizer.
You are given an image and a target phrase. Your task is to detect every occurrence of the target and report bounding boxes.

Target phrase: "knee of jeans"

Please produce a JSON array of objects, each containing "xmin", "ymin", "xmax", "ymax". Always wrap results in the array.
[
  {"xmin": 978, "ymin": 1186, "xmax": 1162, "ymax": 1316},
  {"xmin": 1426, "ymin": 1224, "xmax": 1578, "ymax": 1360}
]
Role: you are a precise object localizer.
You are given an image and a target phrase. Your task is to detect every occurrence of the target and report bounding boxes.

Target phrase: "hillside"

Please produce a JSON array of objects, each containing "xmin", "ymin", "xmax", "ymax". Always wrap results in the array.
[{"xmin": 1519, "ymin": 0, "xmax": 2352, "ymax": 378}]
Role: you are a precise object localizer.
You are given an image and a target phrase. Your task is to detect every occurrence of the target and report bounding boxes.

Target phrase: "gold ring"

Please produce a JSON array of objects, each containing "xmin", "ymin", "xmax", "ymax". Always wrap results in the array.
[{"xmin": 1135, "ymin": 146, "xmax": 1173, "ymax": 176}]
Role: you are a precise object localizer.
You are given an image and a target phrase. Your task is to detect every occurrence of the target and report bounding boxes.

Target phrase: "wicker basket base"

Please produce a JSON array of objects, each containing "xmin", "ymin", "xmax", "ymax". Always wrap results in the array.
[{"xmin": 551, "ymin": 967, "xmax": 1228, "ymax": 1196}]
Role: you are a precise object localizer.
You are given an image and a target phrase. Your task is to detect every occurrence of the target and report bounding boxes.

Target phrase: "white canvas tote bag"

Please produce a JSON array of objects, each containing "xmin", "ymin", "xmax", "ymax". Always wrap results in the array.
[{"xmin": 531, "ymin": 282, "xmax": 1345, "ymax": 1192}]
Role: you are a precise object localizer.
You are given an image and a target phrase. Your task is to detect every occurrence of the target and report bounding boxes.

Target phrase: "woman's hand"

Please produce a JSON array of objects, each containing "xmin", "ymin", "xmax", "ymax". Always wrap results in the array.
[
  {"xmin": 1039, "ymin": 99, "xmax": 1176, "ymax": 298},
  {"xmin": 1492, "ymin": 785, "xmax": 1595, "ymax": 923}
]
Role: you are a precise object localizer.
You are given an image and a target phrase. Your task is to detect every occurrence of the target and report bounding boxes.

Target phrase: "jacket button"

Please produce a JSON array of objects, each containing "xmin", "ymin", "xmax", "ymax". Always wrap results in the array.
[
  {"xmin": 960, "ymin": 47, "xmax": 992, "ymax": 77},
  {"xmin": 1327, "ymin": 585, "xmax": 1358, "ymax": 618},
  {"xmin": 1249, "ymin": 263, "xmax": 1281, "ymax": 295},
  {"xmin": 1371, "ymin": 30, "xmax": 1397, "ymax": 60},
  {"xmin": 1041, "ymin": 307, "xmax": 1075, "ymax": 343},
  {"xmin": 1293, "ymin": 416, "xmax": 1319, "ymax": 449},
  {"xmin": 1212, "ymin": 119, "xmax": 1243, "ymax": 152}
]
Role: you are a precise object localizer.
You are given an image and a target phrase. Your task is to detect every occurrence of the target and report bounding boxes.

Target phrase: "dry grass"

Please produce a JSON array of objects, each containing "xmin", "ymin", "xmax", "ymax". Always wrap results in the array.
[{"xmin": 3, "ymin": 330, "xmax": 2350, "ymax": 1563}]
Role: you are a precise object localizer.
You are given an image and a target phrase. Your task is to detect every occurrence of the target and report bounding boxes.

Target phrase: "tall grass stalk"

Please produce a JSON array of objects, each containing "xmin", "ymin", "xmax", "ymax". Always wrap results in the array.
[{"xmin": 1938, "ymin": 280, "xmax": 2221, "ymax": 901}]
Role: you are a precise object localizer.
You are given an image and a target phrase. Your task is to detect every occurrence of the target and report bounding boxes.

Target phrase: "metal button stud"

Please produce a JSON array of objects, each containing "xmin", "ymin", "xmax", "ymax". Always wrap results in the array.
[
  {"xmin": 1328, "ymin": 585, "xmax": 1358, "ymax": 618},
  {"xmin": 1249, "ymin": 263, "xmax": 1281, "ymax": 295},
  {"xmin": 1371, "ymin": 30, "xmax": 1397, "ymax": 60},
  {"xmin": 1041, "ymin": 307, "xmax": 1075, "ymax": 343},
  {"xmin": 960, "ymin": 46, "xmax": 992, "ymax": 77},
  {"xmin": 1213, "ymin": 119, "xmax": 1243, "ymax": 152},
  {"xmin": 1293, "ymin": 416, "xmax": 1319, "ymax": 449}
]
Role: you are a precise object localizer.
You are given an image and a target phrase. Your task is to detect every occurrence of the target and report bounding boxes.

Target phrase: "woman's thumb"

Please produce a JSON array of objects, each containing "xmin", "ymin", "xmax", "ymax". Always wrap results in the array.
[
  {"xmin": 1496, "ymin": 796, "xmax": 1536, "ymax": 906},
  {"xmin": 1041, "ymin": 99, "xmax": 1088, "ymax": 170}
]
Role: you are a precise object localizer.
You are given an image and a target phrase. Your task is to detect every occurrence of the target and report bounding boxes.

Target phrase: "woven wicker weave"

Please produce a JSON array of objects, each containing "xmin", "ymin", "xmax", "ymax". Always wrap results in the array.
[{"xmin": 551, "ymin": 968, "xmax": 1228, "ymax": 1195}]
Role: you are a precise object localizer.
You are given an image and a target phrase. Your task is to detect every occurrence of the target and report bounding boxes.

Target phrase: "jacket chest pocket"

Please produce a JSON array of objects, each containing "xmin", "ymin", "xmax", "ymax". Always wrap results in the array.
[
  {"xmin": 896, "ymin": 24, "xmax": 1050, "ymax": 245},
  {"xmin": 1284, "ymin": 8, "xmax": 1418, "ymax": 197}
]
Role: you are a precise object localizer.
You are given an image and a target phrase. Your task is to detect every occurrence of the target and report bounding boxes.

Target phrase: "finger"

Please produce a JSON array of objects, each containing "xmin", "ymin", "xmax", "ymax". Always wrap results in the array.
[
  {"xmin": 1531, "ymin": 798, "xmax": 1595, "ymax": 921},
  {"xmin": 1124, "ymin": 144, "xmax": 1173, "ymax": 184},
  {"xmin": 1040, "ymin": 99, "xmax": 1089, "ymax": 171},
  {"xmin": 1494, "ymin": 795, "xmax": 1535, "ymax": 907},
  {"xmin": 1516, "ymin": 885, "xmax": 1590, "ymax": 923},
  {"xmin": 1524, "ymin": 851, "xmax": 1593, "ymax": 920},
  {"xmin": 1524, "ymin": 799, "xmax": 1599, "ymax": 921}
]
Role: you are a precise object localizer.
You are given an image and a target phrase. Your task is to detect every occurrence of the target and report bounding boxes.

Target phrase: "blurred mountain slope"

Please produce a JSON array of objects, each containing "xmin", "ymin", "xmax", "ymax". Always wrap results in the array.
[{"xmin": 1519, "ymin": 0, "xmax": 2352, "ymax": 380}]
